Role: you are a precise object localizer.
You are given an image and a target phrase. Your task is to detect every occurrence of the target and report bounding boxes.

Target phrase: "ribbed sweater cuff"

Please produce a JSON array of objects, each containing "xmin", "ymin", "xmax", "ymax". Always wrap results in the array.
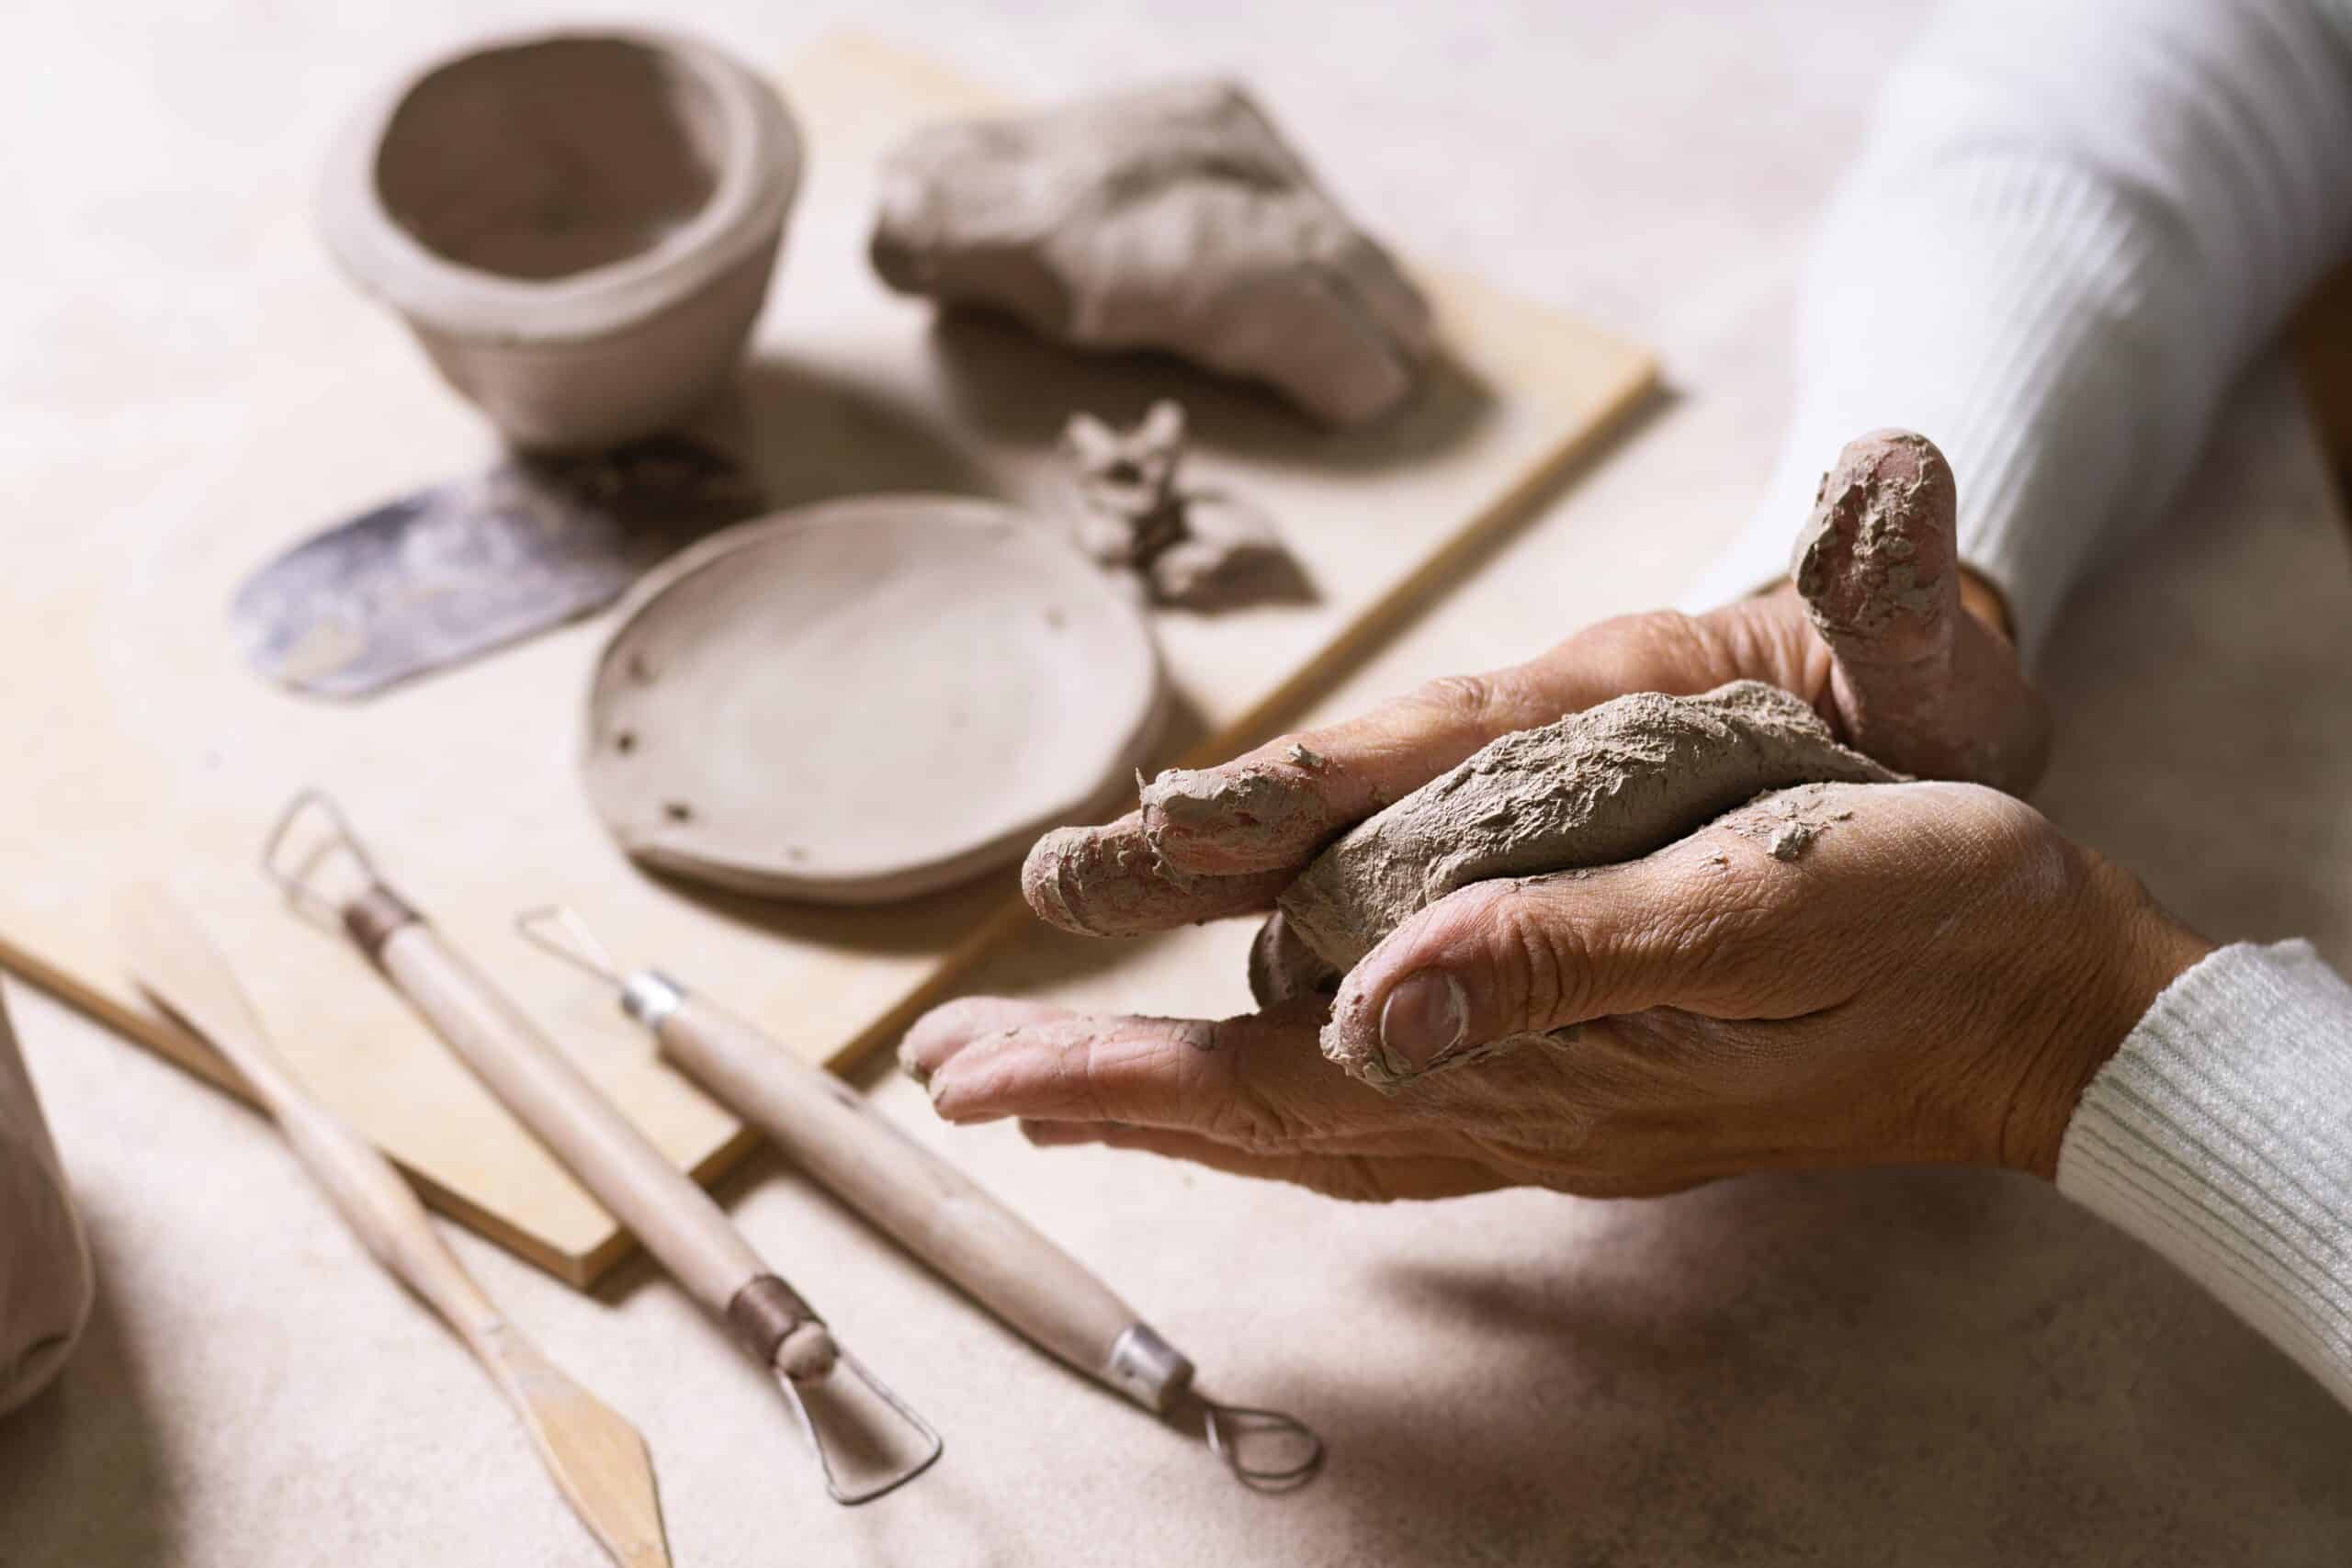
[{"xmin": 2056, "ymin": 941, "xmax": 2352, "ymax": 1411}]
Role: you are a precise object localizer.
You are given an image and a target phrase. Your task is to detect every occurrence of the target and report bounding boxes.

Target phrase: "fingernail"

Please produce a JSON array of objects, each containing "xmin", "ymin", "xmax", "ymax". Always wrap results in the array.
[{"xmin": 1379, "ymin": 971, "xmax": 1466, "ymax": 1073}]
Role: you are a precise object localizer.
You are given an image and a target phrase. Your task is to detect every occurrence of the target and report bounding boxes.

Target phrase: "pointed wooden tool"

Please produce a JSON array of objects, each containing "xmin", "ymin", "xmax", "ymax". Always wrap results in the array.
[{"xmin": 115, "ymin": 884, "xmax": 670, "ymax": 1568}]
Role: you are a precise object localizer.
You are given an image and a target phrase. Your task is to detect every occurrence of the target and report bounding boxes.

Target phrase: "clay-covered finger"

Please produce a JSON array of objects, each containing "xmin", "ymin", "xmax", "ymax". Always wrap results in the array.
[
  {"xmin": 899, "ymin": 995, "xmax": 1075, "ymax": 1083},
  {"xmin": 1019, "ymin": 1119, "xmax": 1501, "ymax": 1201},
  {"xmin": 1139, "ymin": 663, "xmax": 1615, "ymax": 880},
  {"xmin": 1022, "ymin": 818, "xmax": 1293, "ymax": 936},
  {"xmin": 921, "ymin": 1005, "xmax": 1396, "ymax": 1152},
  {"xmin": 1793, "ymin": 430, "xmax": 2051, "ymax": 790}
]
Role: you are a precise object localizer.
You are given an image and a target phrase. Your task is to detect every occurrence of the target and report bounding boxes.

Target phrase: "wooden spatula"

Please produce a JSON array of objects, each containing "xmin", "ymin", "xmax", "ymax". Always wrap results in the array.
[{"xmin": 114, "ymin": 884, "xmax": 672, "ymax": 1568}]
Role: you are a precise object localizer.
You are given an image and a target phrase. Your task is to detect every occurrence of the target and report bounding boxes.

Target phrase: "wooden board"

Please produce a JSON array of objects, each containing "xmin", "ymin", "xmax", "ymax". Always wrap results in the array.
[{"xmin": 0, "ymin": 32, "xmax": 1653, "ymax": 1284}]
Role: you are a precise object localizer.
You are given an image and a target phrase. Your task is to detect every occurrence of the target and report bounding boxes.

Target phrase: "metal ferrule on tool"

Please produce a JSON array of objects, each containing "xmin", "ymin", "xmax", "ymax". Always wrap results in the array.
[{"xmin": 1102, "ymin": 1323, "xmax": 1194, "ymax": 1412}]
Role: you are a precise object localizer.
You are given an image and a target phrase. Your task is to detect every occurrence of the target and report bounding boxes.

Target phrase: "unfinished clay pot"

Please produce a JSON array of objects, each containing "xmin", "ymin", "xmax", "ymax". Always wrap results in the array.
[
  {"xmin": 584, "ymin": 497, "xmax": 1164, "ymax": 904},
  {"xmin": 321, "ymin": 29, "xmax": 801, "ymax": 451}
]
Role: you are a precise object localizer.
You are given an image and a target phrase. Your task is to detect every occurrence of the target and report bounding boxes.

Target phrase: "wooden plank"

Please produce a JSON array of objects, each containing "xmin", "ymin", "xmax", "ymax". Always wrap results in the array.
[{"xmin": 0, "ymin": 32, "xmax": 1655, "ymax": 1283}]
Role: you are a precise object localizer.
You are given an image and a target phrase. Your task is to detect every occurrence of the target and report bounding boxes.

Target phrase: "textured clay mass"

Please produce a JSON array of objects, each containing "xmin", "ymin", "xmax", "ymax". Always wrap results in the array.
[
  {"xmin": 1268, "ymin": 682, "xmax": 1904, "ymax": 1048},
  {"xmin": 871, "ymin": 80, "xmax": 1434, "ymax": 425}
]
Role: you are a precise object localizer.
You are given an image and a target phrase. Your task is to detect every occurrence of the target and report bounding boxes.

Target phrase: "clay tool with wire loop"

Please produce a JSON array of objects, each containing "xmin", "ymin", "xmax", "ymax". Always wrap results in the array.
[{"xmin": 515, "ymin": 902, "xmax": 1325, "ymax": 1490}]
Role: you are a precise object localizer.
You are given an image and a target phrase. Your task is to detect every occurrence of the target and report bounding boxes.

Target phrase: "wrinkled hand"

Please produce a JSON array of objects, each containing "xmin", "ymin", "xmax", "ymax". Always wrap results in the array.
[
  {"xmin": 908, "ymin": 783, "xmax": 2209, "ymax": 1199},
  {"xmin": 1023, "ymin": 433, "xmax": 2048, "ymax": 938}
]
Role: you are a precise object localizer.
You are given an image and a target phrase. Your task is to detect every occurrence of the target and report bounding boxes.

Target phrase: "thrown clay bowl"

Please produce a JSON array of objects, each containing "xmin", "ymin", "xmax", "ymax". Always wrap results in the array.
[
  {"xmin": 321, "ymin": 29, "xmax": 801, "ymax": 451},
  {"xmin": 585, "ymin": 497, "xmax": 1164, "ymax": 904}
]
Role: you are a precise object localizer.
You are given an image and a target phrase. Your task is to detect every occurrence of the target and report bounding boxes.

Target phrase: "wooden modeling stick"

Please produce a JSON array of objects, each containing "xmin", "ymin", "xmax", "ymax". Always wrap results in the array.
[{"xmin": 114, "ymin": 884, "xmax": 672, "ymax": 1568}]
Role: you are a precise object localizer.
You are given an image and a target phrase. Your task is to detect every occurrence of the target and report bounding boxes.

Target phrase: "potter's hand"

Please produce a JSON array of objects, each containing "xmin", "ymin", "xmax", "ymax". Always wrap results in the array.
[
  {"xmin": 910, "ymin": 783, "xmax": 2208, "ymax": 1197},
  {"xmin": 1024, "ymin": 432, "xmax": 2049, "ymax": 938}
]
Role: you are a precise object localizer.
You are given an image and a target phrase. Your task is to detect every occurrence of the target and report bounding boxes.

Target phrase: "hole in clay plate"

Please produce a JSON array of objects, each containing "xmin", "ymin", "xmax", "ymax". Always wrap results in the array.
[
  {"xmin": 376, "ymin": 37, "xmax": 727, "ymax": 280},
  {"xmin": 614, "ymin": 729, "xmax": 638, "ymax": 755},
  {"xmin": 663, "ymin": 800, "xmax": 695, "ymax": 824}
]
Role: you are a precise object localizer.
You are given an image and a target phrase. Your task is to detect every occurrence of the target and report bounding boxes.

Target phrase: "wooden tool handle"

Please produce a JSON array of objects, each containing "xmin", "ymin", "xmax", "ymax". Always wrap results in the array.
[
  {"xmin": 270, "ymin": 1087, "xmax": 505, "ymax": 1332},
  {"xmin": 114, "ymin": 886, "xmax": 503, "ymax": 1339},
  {"xmin": 658, "ymin": 993, "xmax": 1153, "ymax": 1396},
  {"xmin": 378, "ymin": 924, "xmax": 770, "ymax": 1327}
]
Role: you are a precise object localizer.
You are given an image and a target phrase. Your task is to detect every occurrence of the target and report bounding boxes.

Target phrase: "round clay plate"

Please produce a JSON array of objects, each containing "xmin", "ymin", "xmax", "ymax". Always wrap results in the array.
[{"xmin": 584, "ymin": 495, "xmax": 1163, "ymax": 903}]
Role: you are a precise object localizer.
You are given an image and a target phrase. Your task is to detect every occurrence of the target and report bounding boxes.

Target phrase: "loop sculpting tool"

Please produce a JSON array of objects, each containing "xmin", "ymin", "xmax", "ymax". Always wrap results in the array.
[
  {"xmin": 114, "ymin": 884, "xmax": 672, "ymax": 1567},
  {"xmin": 262, "ymin": 791, "xmax": 942, "ymax": 1506},
  {"xmin": 514, "ymin": 903, "xmax": 1326, "ymax": 1490}
]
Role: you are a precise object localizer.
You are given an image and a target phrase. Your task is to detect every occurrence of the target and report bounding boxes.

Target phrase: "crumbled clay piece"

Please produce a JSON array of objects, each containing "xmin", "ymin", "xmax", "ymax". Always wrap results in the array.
[
  {"xmin": 871, "ymin": 80, "xmax": 1433, "ymax": 424},
  {"xmin": 1146, "ymin": 491, "xmax": 1289, "ymax": 604},
  {"xmin": 1267, "ymin": 682, "xmax": 1907, "ymax": 1080},
  {"xmin": 1724, "ymin": 780, "xmax": 1857, "ymax": 864},
  {"xmin": 1065, "ymin": 403, "xmax": 1187, "ymax": 570},
  {"xmin": 1058, "ymin": 401, "xmax": 1295, "ymax": 610}
]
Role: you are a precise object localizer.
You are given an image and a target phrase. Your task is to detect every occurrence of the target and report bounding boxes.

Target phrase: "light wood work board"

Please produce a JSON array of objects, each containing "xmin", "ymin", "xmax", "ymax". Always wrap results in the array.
[{"xmin": 0, "ymin": 32, "xmax": 1654, "ymax": 1283}]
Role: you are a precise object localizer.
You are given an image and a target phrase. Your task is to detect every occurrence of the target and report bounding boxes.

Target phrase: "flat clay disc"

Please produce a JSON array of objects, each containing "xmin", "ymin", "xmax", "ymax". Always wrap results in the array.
[{"xmin": 584, "ymin": 495, "xmax": 1163, "ymax": 903}]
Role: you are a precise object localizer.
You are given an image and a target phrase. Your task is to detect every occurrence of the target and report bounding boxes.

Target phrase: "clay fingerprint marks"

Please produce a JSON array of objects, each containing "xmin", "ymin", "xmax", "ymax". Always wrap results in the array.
[
  {"xmin": 1060, "ymin": 401, "xmax": 1298, "ymax": 609},
  {"xmin": 870, "ymin": 80, "xmax": 1434, "ymax": 425},
  {"xmin": 1261, "ymin": 682, "xmax": 1904, "ymax": 1085}
]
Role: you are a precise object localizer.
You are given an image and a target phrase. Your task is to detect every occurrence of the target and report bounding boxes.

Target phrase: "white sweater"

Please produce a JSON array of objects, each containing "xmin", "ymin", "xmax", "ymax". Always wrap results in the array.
[{"xmin": 1694, "ymin": 0, "xmax": 2352, "ymax": 1410}]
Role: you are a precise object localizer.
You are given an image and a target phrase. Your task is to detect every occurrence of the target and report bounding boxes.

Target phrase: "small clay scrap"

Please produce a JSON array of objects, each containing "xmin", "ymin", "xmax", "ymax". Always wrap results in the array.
[
  {"xmin": 872, "ymin": 80, "xmax": 1434, "ymax": 425},
  {"xmin": 1061, "ymin": 401, "xmax": 1295, "ymax": 609},
  {"xmin": 1264, "ymin": 682, "xmax": 1905, "ymax": 1083}
]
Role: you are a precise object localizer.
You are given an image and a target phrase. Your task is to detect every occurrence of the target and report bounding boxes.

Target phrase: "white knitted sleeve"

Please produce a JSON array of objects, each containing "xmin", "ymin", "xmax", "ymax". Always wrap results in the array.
[
  {"xmin": 1685, "ymin": 0, "xmax": 2352, "ymax": 660},
  {"xmin": 2057, "ymin": 942, "xmax": 2352, "ymax": 1412}
]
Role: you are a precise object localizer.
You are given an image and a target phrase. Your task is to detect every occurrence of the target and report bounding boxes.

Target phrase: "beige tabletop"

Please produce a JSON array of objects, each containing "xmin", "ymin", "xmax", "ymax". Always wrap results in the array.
[{"xmin": 6, "ymin": 2, "xmax": 2351, "ymax": 1564}]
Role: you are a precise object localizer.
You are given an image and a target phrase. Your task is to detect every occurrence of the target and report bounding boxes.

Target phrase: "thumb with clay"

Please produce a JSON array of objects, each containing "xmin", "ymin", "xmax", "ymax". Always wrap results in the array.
[{"xmin": 1792, "ymin": 429, "xmax": 2050, "ymax": 793}]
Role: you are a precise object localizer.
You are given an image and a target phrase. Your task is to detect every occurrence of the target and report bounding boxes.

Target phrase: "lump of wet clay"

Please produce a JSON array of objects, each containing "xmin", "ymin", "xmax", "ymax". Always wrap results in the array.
[
  {"xmin": 0, "ymin": 991, "xmax": 93, "ymax": 1416},
  {"xmin": 871, "ymin": 80, "xmax": 1435, "ymax": 425},
  {"xmin": 1265, "ymin": 682, "xmax": 1905, "ymax": 1071},
  {"xmin": 1062, "ymin": 400, "xmax": 1293, "ymax": 608}
]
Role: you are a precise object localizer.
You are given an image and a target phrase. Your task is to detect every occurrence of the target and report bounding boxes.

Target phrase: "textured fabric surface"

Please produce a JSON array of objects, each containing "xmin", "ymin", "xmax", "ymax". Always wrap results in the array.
[
  {"xmin": 0, "ymin": 985, "xmax": 92, "ymax": 1416},
  {"xmin": 1687, "ymin": 0, "xmax": 2352, "ymax": 658},
  {"xmin": 3, "ymin": 1, "xmax": 2351, "ymax": 1563},
  {"xmin": 2058, "ymin": 942, "xmax": 2352, "ymax": 1413}
]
